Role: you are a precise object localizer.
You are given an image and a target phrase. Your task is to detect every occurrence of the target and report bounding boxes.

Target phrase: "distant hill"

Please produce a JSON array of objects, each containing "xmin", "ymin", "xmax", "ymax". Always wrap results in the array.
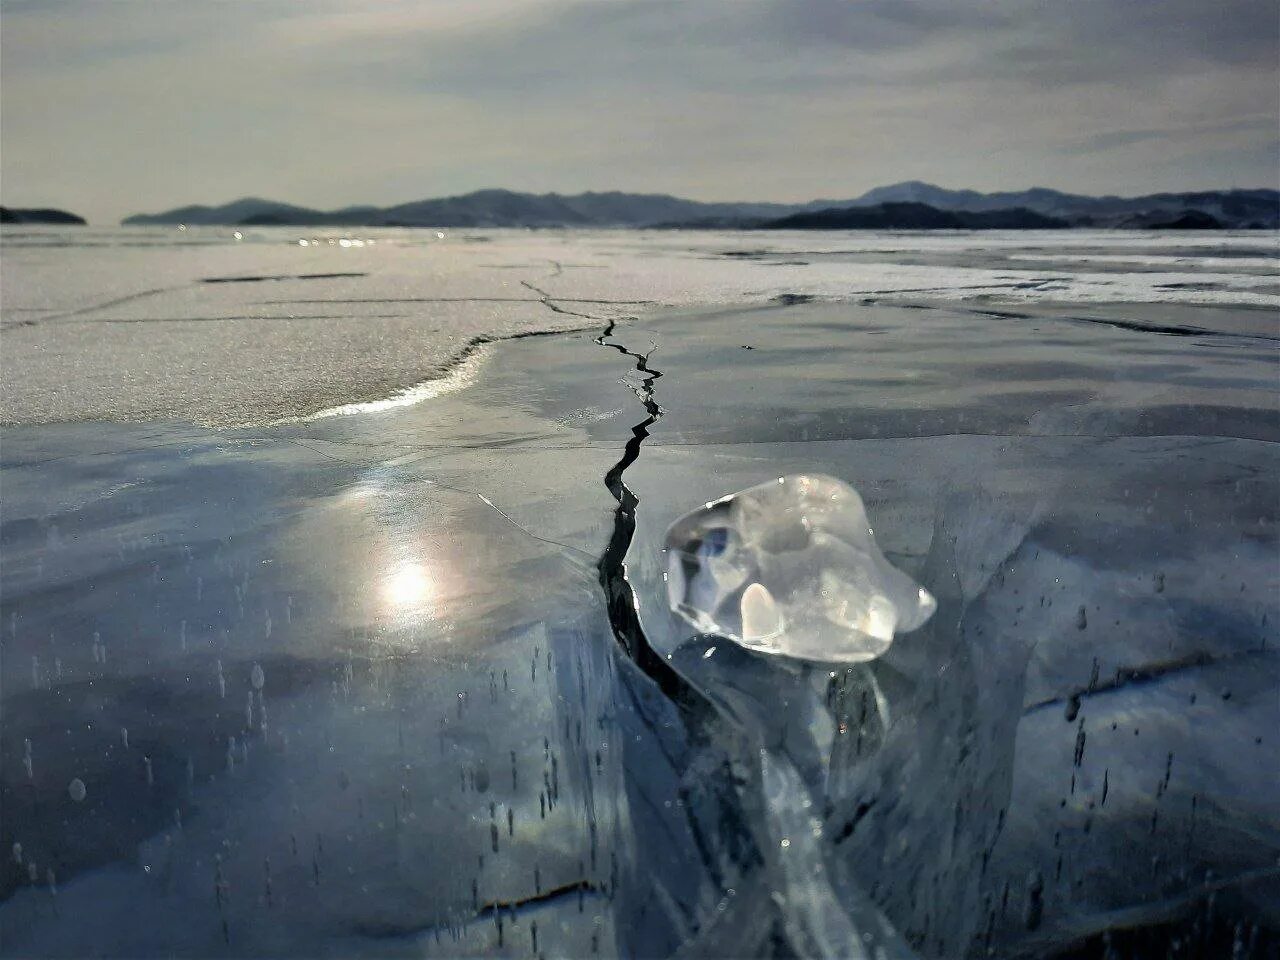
[
  {"xmin": 122, "ymin": 190, "xmax": 796, "ymax": 229},
  {"xmin": 127, "ymin": 197, "xmax": 328, "ymax": 227},
  {"xmin": 1, "ymin": 206, "xmax": 86, "ymax": 225},
  {"xmin": 375, "ymin": 190, "xmax": 794, "ymax": 228},
  {"xmin": 1136, "ymin": 210, "xmax": 1224, "ymax": 230},
  {"xmin": 842, "ymin": 181, "xmax": 1278, "ymax": 229},
  {"xmin": 761, "ymin": 202, "xmax": 1067, "ymax": 230},
  {"xmin": 845, "ymin": 182, "xmax": 1081, "ymax": 212},
  {"xmin": 121, "ymin": 183, "xmax": 1279, "ymax": 230}
]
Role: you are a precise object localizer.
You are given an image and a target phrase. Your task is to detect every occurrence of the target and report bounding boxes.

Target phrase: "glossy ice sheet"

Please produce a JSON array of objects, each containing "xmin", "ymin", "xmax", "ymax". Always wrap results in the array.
[
  {"xmin": 612, "ymin": 302, "xmax": 1280, "ymax": 957},
  {"xmin": 0, "ymin": 342, "xmax": 627, "ymax": 957},
  {"xmin": 2, "ymin": 296, "xmax": 1278, "ymax": 958}
]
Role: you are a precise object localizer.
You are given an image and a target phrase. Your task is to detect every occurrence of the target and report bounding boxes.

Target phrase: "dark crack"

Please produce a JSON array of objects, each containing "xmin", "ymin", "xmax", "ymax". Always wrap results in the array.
[
  {"xmin": 521, "ymin": 280, "xmax": 613, "ymax": 320},
  {"xmin": 7, "ymin": 285, "xmax": 186, "ymax": 329},
  {"xmin": 201, "ymin": 272, "xmax": 368, "ymax": 283},
  {"xmin": 593, "ymin": 320, "xmax": 696, "ymax": 703},
  {"xmin": 351, "ymin": 879, "xmax": 604, "ymax": 942},
  {"xmin": 253, "ymin": 296, "xmax": 655, "ymax": 305},
  {"xmin": 96, "ymin": 314, "xmax": 412, "ymax": 324},
  {"xmin": 1022, "ymin": 647, "xmax": 1276, "ymax": 717},
  {"xmin": 960, "ymin": 306, "xmax": 1280, "ymax": 343},
  {"xmin": 851, "ymin": 279, "xmax": 1075, "ymax": 298},
  {"xmin": 480, "ymin": 878, "xmax": 599, "ymax": 915}
]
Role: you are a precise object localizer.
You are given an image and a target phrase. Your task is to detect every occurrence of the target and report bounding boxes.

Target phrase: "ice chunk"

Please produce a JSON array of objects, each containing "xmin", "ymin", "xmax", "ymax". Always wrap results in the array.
[{"xmin": 664, "ymin": 474, "xmax": 935, "ymax": 662}]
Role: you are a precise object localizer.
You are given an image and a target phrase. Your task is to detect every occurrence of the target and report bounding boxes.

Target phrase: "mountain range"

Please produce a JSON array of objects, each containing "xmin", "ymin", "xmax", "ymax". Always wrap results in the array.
[
  {"xmin": 37, "ymin": 182, "xmax": 1280, "ymax": 230},
  {"xmin": 121, "ymin": 190, "xmax": 799, "ymax": 229},
  {"xmin": 841, "ymin": 182, "xmax": 1278, "ymax": 228}
]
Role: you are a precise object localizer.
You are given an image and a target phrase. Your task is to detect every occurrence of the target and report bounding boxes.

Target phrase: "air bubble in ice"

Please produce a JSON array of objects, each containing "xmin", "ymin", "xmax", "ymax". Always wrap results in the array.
[
  {"xmin": 664, "ymin": 474, "xmax": 935, "ymax": 662},
  {"xmin": 68, "ymin": 778, "xmax": 86, "ymax": 802}
]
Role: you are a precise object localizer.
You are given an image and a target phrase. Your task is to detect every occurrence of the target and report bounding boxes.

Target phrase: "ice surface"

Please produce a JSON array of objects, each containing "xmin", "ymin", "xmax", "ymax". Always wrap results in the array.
[
  {"xmin": 2, "ymin": 227, "xmax": 1275, "ymax": 427},
  {"xmin": 664, "ymin": 474, "xmax": 936, "ymax": 662},
  {"xmin": 616, "ymin": 300, "xmax": 1277, "ymax": 957},
  {"xmin": 2, "ymin": 229, "xmax": 1278, "ymax": 959}
]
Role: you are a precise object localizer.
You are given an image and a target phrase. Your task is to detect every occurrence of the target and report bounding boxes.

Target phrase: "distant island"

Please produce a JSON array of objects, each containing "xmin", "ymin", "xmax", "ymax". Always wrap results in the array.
[
  {"xmin": 1, "ymin": 206, "xmax": 86, "ymax": 225},
  {"xmin": 121, "ymin": 182, "xmax": 1279, "ymax": 230}
]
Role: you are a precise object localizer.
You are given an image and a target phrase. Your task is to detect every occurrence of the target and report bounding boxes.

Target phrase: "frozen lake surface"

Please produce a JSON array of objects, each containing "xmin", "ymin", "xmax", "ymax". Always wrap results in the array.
[
  {"xmin": 3, "ymin": 226, "xmax": 1277, "ymax": 426},
  {"xmin": 1, "ymin": 227, "xmax": 1278, "ymax": 958}
]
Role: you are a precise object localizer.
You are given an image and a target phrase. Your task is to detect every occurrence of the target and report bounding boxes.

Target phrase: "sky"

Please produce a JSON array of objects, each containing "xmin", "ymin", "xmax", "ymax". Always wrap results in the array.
[{"xmin": 2, "ymin": 0, "xmax": 1277, "ymax": 223}]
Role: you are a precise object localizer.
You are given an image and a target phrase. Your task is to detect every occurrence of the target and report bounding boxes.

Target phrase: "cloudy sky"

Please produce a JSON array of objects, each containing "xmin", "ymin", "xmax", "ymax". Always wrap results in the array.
[{"xmin": 3, "ymin": 0, "xmax": 1277, "ymax": 223}]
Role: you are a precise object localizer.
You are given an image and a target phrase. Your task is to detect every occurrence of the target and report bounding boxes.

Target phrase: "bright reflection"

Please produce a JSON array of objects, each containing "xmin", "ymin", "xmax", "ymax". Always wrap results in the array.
[{"xmin": 383, "ymin": 562, "xmax": 434, "ymax": 614}]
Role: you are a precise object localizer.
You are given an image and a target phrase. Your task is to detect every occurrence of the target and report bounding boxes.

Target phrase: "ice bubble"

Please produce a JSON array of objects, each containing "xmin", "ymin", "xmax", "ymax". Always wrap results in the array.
[
  {"xmin": 68, "ymin": 778, "xmax": 86, "ymax": 802},
  {"xmin": 664, "ymin": 474, "xmax": 935, "ymax": 663}
]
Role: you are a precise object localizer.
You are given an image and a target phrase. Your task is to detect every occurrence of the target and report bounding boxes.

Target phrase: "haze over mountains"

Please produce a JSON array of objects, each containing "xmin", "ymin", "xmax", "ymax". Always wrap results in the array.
[{"xmin": 119, "ymin": 183, "xmax": 1279, "ymax": 230}]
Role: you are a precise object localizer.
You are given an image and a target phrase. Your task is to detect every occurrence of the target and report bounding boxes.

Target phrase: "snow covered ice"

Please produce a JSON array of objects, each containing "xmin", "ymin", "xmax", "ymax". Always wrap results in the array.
[{"xmin": 663, "ymin": 474, "xmax": 936, "ymax": 662}]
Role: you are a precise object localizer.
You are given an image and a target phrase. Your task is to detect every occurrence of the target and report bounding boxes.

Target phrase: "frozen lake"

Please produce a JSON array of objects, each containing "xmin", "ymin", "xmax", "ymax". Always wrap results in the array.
[{"xmin": 1, "ymin": 227, "xmax": 1278, "ymax": 958}]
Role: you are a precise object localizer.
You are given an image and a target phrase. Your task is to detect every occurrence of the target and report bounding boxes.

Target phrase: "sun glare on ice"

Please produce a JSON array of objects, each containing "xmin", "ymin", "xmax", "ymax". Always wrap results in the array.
[{"xmin": 383, "ymin": 562, "xmax": 434, "ymax": 614}]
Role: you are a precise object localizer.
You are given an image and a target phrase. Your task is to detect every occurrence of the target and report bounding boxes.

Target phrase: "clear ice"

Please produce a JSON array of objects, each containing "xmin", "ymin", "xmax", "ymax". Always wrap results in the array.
[{"xmin": 663, "ymin": 474, "xmax": 936, "ymax": 662}]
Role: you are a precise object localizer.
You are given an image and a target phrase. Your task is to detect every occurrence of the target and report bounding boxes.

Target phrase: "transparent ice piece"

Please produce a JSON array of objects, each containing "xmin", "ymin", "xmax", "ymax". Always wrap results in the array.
[{"xmin": 664, "ymin": 474, "xmax": 935, "ymax": 662}]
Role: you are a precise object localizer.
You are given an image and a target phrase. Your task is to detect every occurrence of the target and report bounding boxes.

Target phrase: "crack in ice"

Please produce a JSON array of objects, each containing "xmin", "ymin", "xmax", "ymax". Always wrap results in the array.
[{"xmin": 592, "ymin": 320, "xmax": 697, "ymax": 703}]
